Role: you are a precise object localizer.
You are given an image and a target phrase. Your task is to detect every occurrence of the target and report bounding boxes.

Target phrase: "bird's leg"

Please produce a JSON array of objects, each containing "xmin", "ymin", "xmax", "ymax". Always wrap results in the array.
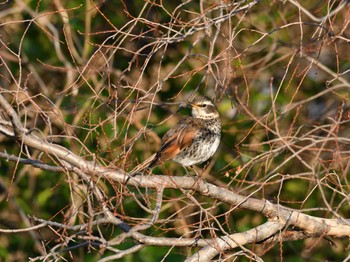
[
  {"xmin": 181, "ymin": 165, "xmax": 190, "ymax": 176},
  {"xmin": 183, "ymin": 166, "xmax": 203, "ymax": 186},
  {"xmin": 180, "ymin": 165, "xmax": 192, "ymax": 176},
  {"xmin": 190, "ymin": 165, "xmax": 201, "ymax": 176},
  {"xmin": 192, "ymin": 165, "xmax": 203, "ymax": 177},
  {"xmin": 182, "ymin": 165, "xmax": 201, "ymax": 176}
]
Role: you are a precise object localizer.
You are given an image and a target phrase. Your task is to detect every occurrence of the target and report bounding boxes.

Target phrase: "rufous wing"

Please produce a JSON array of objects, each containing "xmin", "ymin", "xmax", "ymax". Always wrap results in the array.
[{"xmin": 148, "ymin": 122, "xmax": 198, "ymax": 168}]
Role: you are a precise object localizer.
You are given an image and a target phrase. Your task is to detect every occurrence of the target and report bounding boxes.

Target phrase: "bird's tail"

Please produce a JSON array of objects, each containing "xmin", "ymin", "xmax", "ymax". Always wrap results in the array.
[{"xmin": 129, "ymin": 153, "xmax": 157, "ymax": 175}]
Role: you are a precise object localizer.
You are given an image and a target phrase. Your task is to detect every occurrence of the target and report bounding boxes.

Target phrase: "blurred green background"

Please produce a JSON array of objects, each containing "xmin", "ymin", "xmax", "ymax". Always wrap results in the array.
[{"xmin": 0, "ymin": 0, "xmax": 349, "ymax": 261}]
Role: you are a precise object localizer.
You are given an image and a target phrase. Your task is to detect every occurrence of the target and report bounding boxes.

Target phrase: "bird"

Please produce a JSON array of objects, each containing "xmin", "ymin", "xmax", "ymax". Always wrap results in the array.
[{"xmin": 147, "ymin": 96, "xmax": 221, "ymax": 170}]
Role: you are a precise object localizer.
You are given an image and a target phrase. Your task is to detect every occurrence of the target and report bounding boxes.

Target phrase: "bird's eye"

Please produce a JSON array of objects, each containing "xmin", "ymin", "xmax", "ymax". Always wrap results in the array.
[{"xmin": 200, "ymin": 104, "xmax": 207, "ymax": 108}]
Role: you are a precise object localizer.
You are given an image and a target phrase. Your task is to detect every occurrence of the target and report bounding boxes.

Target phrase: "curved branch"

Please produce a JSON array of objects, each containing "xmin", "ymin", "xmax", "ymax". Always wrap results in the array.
[
  {"xmin": 1, "ymin": 93, "xmax": 350, "ymax": 260},
  {"xmin": 0, "ymin": 151, "xmax": 67, "ymax": 172},
  {"xmin": 186, "ymin": 221, "xmax": 283, "ymax": 262}
]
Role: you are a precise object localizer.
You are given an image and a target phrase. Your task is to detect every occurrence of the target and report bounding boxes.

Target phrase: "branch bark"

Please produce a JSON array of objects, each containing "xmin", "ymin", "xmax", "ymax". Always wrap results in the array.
[{"xmin": 0, "ymin": 92, "xmax": 349, "ymax": 260}]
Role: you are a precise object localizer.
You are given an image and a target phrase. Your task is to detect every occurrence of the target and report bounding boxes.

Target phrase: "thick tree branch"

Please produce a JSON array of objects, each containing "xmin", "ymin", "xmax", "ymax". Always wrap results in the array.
[
  {"xmin": 186, "ymin": 221, "xmax": 283, "ymax": 262},
  {"xmin": 1, "ymin": 93, "xmax": 349, "ymax": 260}
]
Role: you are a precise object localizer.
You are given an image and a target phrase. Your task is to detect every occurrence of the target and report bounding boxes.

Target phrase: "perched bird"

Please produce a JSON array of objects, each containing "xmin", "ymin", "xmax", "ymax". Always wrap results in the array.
[{"xmin": 147, "ymin": 96, "xmax": 221, "ymax": 169}]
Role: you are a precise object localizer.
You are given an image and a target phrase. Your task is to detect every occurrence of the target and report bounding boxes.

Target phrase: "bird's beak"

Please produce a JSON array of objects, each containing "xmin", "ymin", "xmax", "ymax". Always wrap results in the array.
[
  {"xmin": 179, "ymin": 101, "xmax": 195, "ymax": 109},
  {"xmin": 185, "ymin": 101, "xmax": 200, "ymax": 108}
]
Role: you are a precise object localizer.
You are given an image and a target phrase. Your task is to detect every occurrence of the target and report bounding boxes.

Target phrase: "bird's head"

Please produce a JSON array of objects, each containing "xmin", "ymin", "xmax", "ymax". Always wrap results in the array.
[{"xmin": 188, "ymin": 96, "xmax": 219, "ymax": 119}]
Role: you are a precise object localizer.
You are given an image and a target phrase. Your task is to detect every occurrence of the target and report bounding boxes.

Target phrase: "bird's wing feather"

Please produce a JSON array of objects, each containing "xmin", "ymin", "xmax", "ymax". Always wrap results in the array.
[
  {"xmin": 159, "ymin": 125, "xmax": 197, "ymax": 161},
  {"xmin": 148, "ymin": 118, "xmax": 199, "ymax": 167}
]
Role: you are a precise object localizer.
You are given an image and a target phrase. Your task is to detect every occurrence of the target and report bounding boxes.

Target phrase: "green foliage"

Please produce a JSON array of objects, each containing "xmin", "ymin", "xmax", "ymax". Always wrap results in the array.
[{"xmin": 1, "ymin": 0, "xmax": 349, "ymax": 260}]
